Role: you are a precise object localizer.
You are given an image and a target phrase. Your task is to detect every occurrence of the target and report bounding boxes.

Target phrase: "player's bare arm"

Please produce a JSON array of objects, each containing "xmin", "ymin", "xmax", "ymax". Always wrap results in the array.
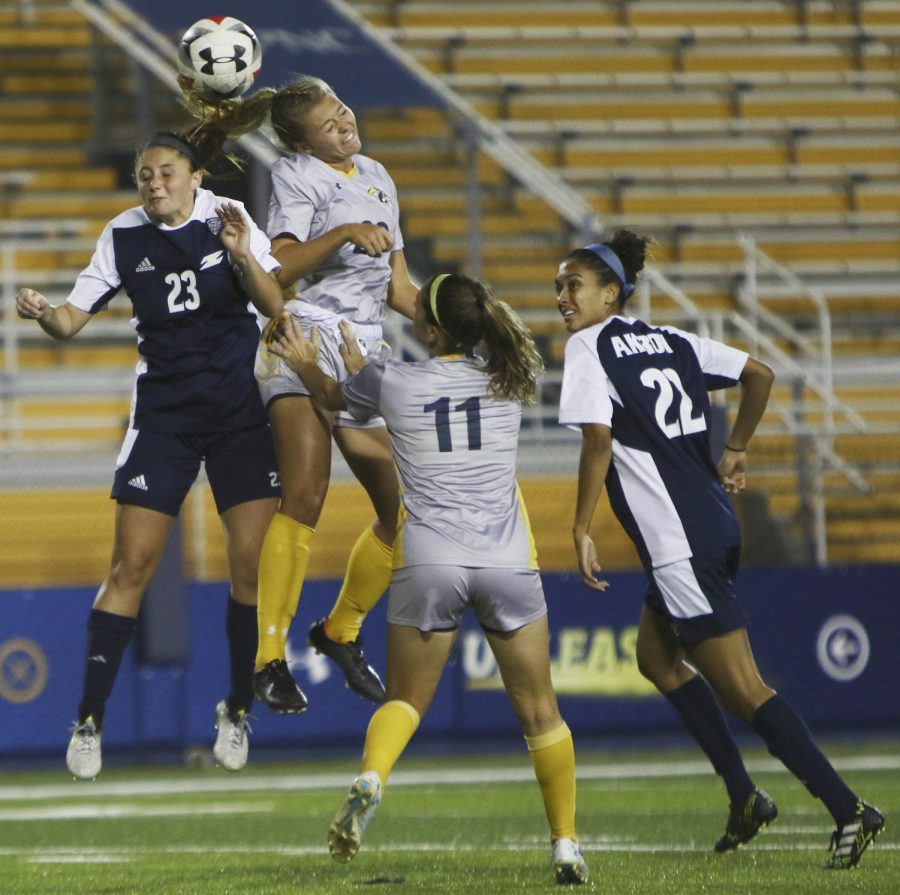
[
  {"xmin": 217, "ymin": 203, "xmax": 283, "ymax": 318},
  {"xmin": 15, "ymin": 288, "xmax": 92, "ymax": 340},
  {"xmin": 717, "ymin": 357, "xmax": 774, "ymax": 494},
  {"xmin": 386, "ymin": 250, "xmax": 419, "ymax": 320},
  {"xmin": 272, "ymin": 223, "xmax": 395, "ymax": 289},
  {"xmin": 574, "ymin": 423, "xmax": 613, "ymax": 591}
]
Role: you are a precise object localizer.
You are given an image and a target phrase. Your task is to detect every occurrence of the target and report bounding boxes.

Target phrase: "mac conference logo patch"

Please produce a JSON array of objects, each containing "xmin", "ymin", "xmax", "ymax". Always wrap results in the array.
[
  {"xmin": 815, "ymin": 614, "xmax": 870, "ymax": 682},
  {"xmin": 0, "ymin": 637, "xmax": 48, "ymax": 704}
]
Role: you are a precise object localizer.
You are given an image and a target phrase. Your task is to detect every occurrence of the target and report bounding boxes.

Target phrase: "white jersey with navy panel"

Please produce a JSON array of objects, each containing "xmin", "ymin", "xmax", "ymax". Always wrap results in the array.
[
  {"xmin": 67, "ymin": 188, "xmax": 279, "ymax": 433},
  {"xmin": 559, "ymin": 316, "xmax": 748, "ymax": 569},
  {"xmin": 267, "ymin": 152, "xmax": 403, "ymax": 326},
  {"xmin": 341, "ymin": 355, "xmax": 538, "ymax": 570}
]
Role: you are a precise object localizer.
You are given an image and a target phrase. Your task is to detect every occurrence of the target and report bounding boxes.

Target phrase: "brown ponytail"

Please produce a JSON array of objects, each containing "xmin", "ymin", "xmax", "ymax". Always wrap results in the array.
[{"xmin": 423, "ymin": 274, "xmax": 543, "ymax": 404}]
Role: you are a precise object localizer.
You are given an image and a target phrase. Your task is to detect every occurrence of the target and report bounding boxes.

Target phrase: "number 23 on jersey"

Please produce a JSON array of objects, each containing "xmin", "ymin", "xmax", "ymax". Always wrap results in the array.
[{"xmin": 165, "ymin": 270, "xmax": 200, "ymax": 313}]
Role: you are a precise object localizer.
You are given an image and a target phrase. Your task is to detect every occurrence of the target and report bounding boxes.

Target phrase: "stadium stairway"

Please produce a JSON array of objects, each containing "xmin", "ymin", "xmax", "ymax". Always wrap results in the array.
[{"xmin": 345, "ymin": 0, "xmax": 900, "ymax": 566}]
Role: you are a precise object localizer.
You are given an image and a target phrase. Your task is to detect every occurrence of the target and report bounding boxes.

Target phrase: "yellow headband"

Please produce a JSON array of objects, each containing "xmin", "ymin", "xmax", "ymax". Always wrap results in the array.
[{"xmin": 429, "ymin": 274, "xmax": 451, "ymax": 327}]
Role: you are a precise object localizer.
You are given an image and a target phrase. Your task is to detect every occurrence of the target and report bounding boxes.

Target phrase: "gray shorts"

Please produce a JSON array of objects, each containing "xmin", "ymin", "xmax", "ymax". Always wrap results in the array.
[
  {"xmin": 255, "ymin": 300, "xmax": 389, "ymax": 429},
  {"xmin": 388, "ymin": 565, "xmax": 547, "ymax": 633}
]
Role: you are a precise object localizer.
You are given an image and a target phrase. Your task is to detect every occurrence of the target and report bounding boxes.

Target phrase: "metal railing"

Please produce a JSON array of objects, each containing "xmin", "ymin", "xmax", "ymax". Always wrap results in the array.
[{"xmin": 0, "ymin": 0, "xmax": 877, "ymax": 566}]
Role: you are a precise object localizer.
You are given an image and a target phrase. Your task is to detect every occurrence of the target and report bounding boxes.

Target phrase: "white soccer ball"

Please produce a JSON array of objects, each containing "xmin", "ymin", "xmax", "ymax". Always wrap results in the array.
[{"xmin": 176, "ymin": 16, "xmax": 261, "ymax": 101}]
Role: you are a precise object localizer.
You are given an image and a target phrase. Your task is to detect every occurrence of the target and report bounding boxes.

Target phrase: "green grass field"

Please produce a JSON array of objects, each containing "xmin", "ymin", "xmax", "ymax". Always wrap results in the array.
[{"xmin": 1, "ymin": 741, "xmax": 897, "ymax": 895}]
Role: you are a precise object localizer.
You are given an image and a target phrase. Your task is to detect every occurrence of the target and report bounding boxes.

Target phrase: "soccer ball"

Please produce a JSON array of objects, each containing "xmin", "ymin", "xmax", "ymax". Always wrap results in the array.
[{"xmin": 176, "ymin": 16, "xmax": 261, "ymax": 101}]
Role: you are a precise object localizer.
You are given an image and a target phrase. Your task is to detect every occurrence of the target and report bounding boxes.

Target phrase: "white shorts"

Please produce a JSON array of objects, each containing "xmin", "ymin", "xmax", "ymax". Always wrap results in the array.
[
  {"xmin": 255, "ymin": 300, "xmax": 389, "ymax": 429},
  {"xmin": 388, "ymin": 565, "xmax": 547, "ymax": 633}
]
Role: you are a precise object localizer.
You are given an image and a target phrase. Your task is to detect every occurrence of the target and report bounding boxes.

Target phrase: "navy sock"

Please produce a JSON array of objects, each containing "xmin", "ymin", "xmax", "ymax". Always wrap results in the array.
[
  {"xmin": 751, "ymin": 694, "xmax": 857, "ymax": 823},
  {"xmin": 226, "ymin": 596, "xmax": 258, "ymax": 714},
  {"xmin": 666, "ymin": 675, "xmax": 755, "ymax": 805},
  {"xmin": 78, "ymin": 609, "xmax": 137, "ymax": 730}
]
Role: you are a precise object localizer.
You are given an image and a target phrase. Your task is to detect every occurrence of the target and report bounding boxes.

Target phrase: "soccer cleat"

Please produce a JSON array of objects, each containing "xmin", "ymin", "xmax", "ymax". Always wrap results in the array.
[
  {"xmin": 825, "ymin": 801, "xmax": 885, "ymax": 869},
  {"xmin": 212, "ymin": 700, "xmax": 251, "ymax": 772},
  {"xmin": 715, "ymin": 787, "xmax": 778, "ymax": 853},
  {"xmin": 552, "ymin": 838, "xmax": 590, "ymax": 885},
  {"xmin": 66, "ymin": 717, "xmax": 102, "ymax": 780},
  {"xmin": 308, "ymin": 618, "xmax": 386, "ymax": 703},
  {"xmin": 328, "ymin": 770, "xmax": 383, "ymax": 863},
  {"xmin": 252, "ymin": 659, "xmax": 308, "ymax": 714}
]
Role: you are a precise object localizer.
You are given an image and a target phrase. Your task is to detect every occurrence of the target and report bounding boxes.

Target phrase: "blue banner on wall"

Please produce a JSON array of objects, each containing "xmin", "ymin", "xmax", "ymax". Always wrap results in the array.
[
  {"xmin": 2, "ymin": 566, "xmax": 898, "ymax": 761},
  {"xmin": 132, "ymin": 0, "xmax": 442, "ymax": 109}
]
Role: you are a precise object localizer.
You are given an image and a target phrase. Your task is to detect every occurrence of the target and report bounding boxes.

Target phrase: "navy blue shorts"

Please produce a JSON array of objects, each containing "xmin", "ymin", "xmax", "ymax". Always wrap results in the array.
[
  {"xmin": 111, "ymin": 424, "xmax": 280, "ymax": 517},
  {"xmin": 644, "ymin": 546, "xmax": 746, "ymax": 648}
]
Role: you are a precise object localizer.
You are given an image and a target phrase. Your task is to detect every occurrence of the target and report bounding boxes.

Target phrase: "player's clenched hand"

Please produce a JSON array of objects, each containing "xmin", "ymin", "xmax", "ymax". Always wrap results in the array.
[
  {"xmin": 267, "ymin": 314, "xmax": 321, "ymax": 371},
  {"xmin": 337, "ymin": 320, "xmax": 366, "ymax": 375},
  {"xmin": 344, "ymin": 223, "xmax": 394, "ymax": 257},
  {"xmin": 575, "ymin": 533, "xmax": 609, "ymax": 591},
  {"xmin": 15, "ymin": 288, "xmax": 49, "ymax": 320}
]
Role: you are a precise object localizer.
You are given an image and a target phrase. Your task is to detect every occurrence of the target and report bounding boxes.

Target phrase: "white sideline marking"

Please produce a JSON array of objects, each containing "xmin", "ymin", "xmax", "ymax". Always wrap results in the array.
[
  {"xmin": 28, "ymin": 855, "xmax": 128, "ymax": 864},
  {"xmin": 1, "ymin": 754, "xmax": 897, "ymax": 803},
  {"xmin": 0, "ymin": 801, "xmax": 273, "ymax": 822},
  {"xmin": 4, "ymin": 841, "xmax": 899, "ymax": 861}
]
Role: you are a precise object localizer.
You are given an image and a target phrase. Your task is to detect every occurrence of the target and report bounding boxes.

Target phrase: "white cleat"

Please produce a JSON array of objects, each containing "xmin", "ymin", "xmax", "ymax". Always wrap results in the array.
[
  {"xmin": 328, "ymin": 770, "xmax": 383, "ymax": 863},
  {"xmin": 66, "ymin": 718, "xmax": 102, "ymax": 780},
  {"xmin": 552, "ymin": 837, "xmax": 590, "ymax": 885},
  {"xmin": 212, "ymin": 700, "xmax": 251, "ymax": 772}
]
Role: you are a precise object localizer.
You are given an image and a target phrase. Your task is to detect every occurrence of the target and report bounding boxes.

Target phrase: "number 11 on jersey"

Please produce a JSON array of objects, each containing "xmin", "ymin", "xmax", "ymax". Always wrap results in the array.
[{"xmin": 424, "ymin": 396, "xmax": 482, "ymax": 452}]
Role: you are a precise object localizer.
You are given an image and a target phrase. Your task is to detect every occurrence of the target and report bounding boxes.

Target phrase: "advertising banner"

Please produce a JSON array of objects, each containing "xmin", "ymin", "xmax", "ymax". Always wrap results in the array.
[{"xmin": 1, "ymin": 566, "xmax": 898, "ymax": 760}]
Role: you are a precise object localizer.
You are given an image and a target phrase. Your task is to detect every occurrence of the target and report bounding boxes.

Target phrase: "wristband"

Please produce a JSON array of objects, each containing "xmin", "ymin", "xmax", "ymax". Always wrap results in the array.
[{"xmin": 725, "ymin": 444, "xmax": 746, "ymax": 452}]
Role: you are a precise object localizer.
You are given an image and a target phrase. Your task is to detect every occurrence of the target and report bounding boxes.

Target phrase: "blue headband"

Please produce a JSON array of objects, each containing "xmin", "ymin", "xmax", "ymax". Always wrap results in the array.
[{"xmin": 583, "ymin": 243, "xmax": 635, "ymax": 299}]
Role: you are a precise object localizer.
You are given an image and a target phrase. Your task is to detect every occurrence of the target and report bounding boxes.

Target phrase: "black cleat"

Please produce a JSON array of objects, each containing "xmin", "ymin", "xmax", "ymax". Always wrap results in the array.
[
  {"xmin": 825, "ymin": 801, "xmax": 885, "ymax": 869},
  {"xmin": 715, "ymin": 787, "xmax": 778, "ymax": 853},
  {"xmin": 252, "ymin": 659, "xmax": 308, "ymax": 714},
  {"xmin": 308, "ymin": 618, "xmax": 386, "ymax": 703}
]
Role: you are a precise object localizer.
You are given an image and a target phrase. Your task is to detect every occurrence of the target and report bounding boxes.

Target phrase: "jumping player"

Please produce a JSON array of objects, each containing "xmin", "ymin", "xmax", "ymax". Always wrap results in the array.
[
  {"xmin": 556, "ymin": 228, "xmax": 884, "ymax": 869},
  {"xmin": 249, "ymin": 76, "xmax": 420, "ymax": 712},
  {"xmin": 267, "ymin": 273, "xmax": 590, "ymax": 885},
  {"xmin": 16, "ymin": 130, "xmax": 283, "ymax": 779}
]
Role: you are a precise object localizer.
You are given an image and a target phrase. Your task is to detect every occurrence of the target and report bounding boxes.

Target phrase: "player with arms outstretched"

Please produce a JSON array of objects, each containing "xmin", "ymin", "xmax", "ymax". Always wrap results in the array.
[{"xmin": 16, "ymin": 130, "xmax": 284, "ymax": 779}]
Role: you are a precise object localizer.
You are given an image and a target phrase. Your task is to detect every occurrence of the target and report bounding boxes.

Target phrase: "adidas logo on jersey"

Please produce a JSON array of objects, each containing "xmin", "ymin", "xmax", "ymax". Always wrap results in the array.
[
  {"xmin": 200, "ymin": 250, "xmax": 225, "ymax": 270},
  {"xmin": 128, "ymin": 474, "xmax": 149, "ymax": 491},
  {"xmin": 135, "ymin": 257, "xmax": 155, "ymax": 272}
]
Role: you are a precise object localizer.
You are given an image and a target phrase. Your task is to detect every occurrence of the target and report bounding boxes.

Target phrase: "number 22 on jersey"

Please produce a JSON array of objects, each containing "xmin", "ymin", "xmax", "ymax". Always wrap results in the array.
[{"xmin": 640, "ymin": 367, "xmax": 706, "ymax": 438}]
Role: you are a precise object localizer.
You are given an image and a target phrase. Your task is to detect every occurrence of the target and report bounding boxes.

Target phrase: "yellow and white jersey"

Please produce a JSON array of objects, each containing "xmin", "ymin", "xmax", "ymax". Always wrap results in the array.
[
  {"xmin": 342, "ymin": 355, "xmax": 538, "ymax": 571},
  {"xmin": 267, "ymin": 152, "xmax": 403, "ymax": 327}
]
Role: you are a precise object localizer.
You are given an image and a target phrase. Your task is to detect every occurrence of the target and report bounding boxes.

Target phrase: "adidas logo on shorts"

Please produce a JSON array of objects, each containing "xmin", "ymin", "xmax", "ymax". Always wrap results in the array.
[
  {"xmin": 128, "ymin": 474, "xmax": 149, "ymax": 491},
  {"xmin": 135, "ymin": 257, "xmax": 155, "ymax": 272}
]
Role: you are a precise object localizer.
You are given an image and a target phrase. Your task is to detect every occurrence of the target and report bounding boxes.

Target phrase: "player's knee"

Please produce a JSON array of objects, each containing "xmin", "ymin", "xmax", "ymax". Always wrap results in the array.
[
  {"xmin": 278, "ymin": 483, "xmax": 327, "ymax": 525},
  {"xmin": 108, "ymin": 552, "xmax": 159, "ymax": 593}
]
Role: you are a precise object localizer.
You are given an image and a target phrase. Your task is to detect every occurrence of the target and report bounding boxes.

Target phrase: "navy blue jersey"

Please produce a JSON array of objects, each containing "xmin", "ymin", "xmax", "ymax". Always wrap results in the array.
[
  {"xmin": 67, "ymin": 189, "xmax": 279, "ymax": 433},
  {"xmin": 560, "ymin": 316, "xmax": 749, "ymax": 569}
]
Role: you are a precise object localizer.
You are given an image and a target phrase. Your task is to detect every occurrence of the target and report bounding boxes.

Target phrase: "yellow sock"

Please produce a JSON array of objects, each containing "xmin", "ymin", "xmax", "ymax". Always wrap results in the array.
[
  {"xmin": 255, "ymin": 513, "xmax": 315, "ymax": 667},
  {"xmin": 361, "ymin": 700, "xmax": 420, "ymax": 785},
  {"xmin": 325, "ymin": 526, "xmax": 393, "ymax": 644},
  {"xmin": 525, "ymin": 723, "xmax": 577, "ymax": 841}
]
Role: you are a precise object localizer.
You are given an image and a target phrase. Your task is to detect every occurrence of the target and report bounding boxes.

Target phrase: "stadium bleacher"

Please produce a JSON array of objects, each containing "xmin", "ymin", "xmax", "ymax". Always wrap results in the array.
[{"xmin": 1, "ymin": 0, "xmax": 898, "ymax": 583}]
